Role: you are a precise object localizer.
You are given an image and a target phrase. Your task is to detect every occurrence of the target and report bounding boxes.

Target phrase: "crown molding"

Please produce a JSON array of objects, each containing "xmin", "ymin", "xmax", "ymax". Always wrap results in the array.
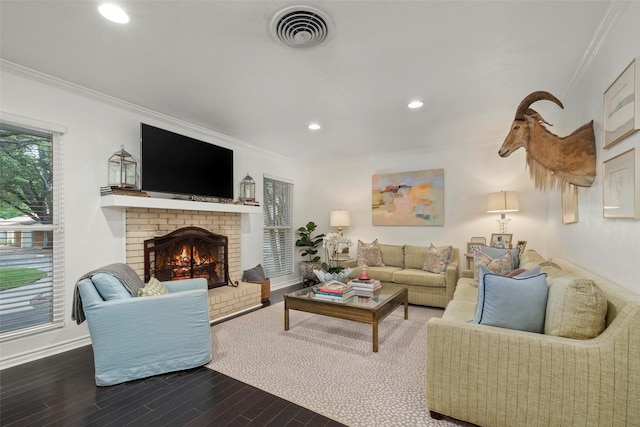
[
  {"xmin": 564, "ymin": 1, "xmax": 629, "ymax": 97},
  {"xmin": 0, "ymin": 59, "xmax": 293, "ymax": 161}
]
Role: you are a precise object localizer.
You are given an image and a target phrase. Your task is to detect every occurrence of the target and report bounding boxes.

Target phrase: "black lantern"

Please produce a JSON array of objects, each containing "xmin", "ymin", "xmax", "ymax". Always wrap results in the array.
[
  {"xmin": 239, "ymin": 173, "xmax": 255, "ymax": 201},
  {"xmin": 108, "ymin": 145, "xmax": 137, "ymax": 189}
]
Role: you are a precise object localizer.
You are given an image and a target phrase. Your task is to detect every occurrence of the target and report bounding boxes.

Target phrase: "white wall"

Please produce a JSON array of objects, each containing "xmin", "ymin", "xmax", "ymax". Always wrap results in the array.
[
  {"xmin": 307, "ymin": 143, "xmax": 548, "ymax": 264},
  {"xmin": 0, "ymin": 65, "xmax": 311, "ymax": 367},
  {"xmin": 546, "ymin": 1, "xmax": 640, "ymax": 293}
]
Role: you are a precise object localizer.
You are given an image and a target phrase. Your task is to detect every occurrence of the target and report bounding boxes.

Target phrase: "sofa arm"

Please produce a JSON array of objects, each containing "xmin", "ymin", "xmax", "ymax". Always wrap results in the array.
[
  {"xmin": 341, "ymin": 259, "xmax": 357, "ymax": 269},
  {"xmin": 444, "ymin": 248, "xmax": 459, "ymax": 303},
  {"xmin": 426, "ymin": 305, "xmax": 640, "ymax": 426}
]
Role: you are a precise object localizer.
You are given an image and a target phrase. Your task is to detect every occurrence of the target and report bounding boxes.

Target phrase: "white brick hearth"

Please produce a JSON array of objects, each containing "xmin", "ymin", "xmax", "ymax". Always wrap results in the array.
[{"xmin": 124, "ymin": 207, "xmax": 261, "ymax": 321}]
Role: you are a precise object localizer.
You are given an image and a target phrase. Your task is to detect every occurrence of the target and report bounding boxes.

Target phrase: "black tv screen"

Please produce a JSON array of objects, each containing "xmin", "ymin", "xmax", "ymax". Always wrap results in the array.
[{"xmin": 140, "ymin": 123, "xmax": 234, "ymax": 200}]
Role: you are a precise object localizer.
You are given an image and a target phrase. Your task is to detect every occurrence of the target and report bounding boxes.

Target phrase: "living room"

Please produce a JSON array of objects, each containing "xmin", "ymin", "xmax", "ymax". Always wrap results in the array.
[{"xmin": 1, "ymin": 1, "xmax": 639, "ymax": 425}]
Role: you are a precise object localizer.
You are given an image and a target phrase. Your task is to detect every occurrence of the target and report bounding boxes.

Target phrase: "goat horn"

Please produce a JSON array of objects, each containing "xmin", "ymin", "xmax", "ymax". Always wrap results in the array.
[
  {"xmin": 526, "ymin": 108, "xmax": 553, "ymax": 126},
  {"xmin": 515, "ymin": 91, "xmax": 564, "ymax": 121}
]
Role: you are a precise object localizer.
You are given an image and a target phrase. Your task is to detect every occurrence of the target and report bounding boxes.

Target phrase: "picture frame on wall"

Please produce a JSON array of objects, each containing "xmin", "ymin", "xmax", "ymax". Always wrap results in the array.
[
  {"xmin": 490, "ymin": 233, "xmax": 512, "ymax": 249},
  {"xmin": 562, "ymin": 183, "xmax": 578, "ymax": 224},
  {"xmin": 603, "ymin": 148, "xmax": 639, "ymax": 219},
  {"xmin": 603, "ymin": 57, "xmax": 640, "ymax": 149},
  {"xmin": 371, "ymin": 168, "xmax": 445, "ymax": 226}
]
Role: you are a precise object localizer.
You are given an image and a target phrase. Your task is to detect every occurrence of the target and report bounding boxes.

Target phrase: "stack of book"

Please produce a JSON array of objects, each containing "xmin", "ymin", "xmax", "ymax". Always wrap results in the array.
[
  {"xmin": 313, "ymin": 280, "xmax": 354, "ymax": 302},
  {"xmin": 348, "ymin": 278, "xmax": 382, "ymax": 296},
  {"xmin": 100, "ymin": 186, "xmax": 149, "ymax": 197}
]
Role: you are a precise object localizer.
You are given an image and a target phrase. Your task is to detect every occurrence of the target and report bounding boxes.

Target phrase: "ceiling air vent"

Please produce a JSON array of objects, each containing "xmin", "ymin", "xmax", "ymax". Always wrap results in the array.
[{"xmin": 270, "ymin": 6, "xmax": 334, "ymax": 49}]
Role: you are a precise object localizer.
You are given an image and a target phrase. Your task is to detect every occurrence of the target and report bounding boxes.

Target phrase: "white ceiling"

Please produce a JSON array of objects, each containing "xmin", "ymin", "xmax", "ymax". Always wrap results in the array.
[{"xmin": 0, "ymin": 1, "xmax": 612, "ymax": 161}]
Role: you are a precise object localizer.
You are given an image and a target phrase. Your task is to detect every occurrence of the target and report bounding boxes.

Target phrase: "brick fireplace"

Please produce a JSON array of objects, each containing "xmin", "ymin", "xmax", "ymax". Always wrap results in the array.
[{"xmin": 125, "ymin": 207, "xmax": 261, "ymax": 320}]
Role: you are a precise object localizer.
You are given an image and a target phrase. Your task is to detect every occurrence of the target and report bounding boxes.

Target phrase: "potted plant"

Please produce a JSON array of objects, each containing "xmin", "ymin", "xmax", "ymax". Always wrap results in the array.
[{"xmin": 295, "ymin": 221, "xmax": 325, "ymax": 286}]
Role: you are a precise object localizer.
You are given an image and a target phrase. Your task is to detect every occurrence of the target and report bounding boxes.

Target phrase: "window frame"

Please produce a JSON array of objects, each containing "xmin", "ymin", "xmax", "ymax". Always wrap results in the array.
[
  {"xmin": 262, "ymin": 175, "xmax": 294, "ymax": 278},
  {"xmin": 0, "ymin": 114, "xmax": 65, "ymax": 341}
]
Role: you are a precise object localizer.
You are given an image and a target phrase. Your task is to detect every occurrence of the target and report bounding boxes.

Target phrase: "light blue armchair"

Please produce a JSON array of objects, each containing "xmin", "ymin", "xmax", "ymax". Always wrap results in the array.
[{"xmin": 76, "ymin": 265, "xmax": 212, "ymax": 386}]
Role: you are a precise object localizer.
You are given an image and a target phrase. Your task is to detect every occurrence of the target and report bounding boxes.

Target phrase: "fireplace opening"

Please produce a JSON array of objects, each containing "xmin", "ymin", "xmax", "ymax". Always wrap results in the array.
[{"xmin": 144, "ymin": 227, "xmax": 230, "ymax": 289}]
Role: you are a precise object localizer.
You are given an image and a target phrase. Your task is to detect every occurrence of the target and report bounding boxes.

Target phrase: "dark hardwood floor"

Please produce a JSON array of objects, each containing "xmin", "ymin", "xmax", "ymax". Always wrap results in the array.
[{"xmin": 0, "ymin": 283, "xmax": 345, "ymax": 427}]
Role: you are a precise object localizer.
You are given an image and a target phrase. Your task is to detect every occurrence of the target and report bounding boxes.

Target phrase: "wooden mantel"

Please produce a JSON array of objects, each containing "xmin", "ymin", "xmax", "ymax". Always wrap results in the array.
[{"xmin": 100, "ymin": 194, "xmax": 262, "ymax": 214}]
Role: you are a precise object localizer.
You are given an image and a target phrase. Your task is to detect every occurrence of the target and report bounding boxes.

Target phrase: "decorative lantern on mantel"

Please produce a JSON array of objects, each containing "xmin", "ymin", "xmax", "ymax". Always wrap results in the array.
[
  {"xmin": 239, "ymin": 173, "xmax": 256, "ymax": 201},
  {"xmin": 108, "ymin": 145, "xmax": 137, "ymax": 189}
]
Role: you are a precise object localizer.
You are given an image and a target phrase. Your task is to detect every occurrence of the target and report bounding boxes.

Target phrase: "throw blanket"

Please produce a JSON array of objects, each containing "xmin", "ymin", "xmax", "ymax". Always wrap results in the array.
[{"xmin": 72, "ymin": 263, "xmax": 144, "ymax": 324}]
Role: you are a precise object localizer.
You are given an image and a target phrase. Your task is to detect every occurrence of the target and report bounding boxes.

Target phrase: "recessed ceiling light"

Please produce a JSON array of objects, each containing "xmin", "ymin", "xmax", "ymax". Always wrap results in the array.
[
  {"xmin": 99, "ymin": 4, "xmax": 130, "ymax": 24},
  {"xmin": 308, "ymin": 123, "xmax": 321, "ymax": 130},
  {"xmin": 408, "ymin": 100, "xmax": 424, "ymax": 109}
]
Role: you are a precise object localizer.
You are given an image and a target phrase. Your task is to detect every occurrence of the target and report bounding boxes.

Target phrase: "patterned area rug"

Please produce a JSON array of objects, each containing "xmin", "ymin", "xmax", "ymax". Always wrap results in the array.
[{"xmin": 207, "ymin": 302, "xmax": 472, "ymax": 426}]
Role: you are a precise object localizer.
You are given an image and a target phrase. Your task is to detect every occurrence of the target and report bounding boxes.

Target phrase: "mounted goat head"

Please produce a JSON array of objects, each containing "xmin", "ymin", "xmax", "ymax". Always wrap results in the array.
[{"xmin": 499, "ymin": 91, "xmax": 596, "ymax": 189}]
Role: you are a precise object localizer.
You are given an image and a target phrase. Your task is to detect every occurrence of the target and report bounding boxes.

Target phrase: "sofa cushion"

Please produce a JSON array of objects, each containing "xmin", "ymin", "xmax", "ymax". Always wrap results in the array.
[
  {"xmin": 479, "ymin": 245, "xmax": 521, "ymax": 269},
  {"xmin": 357, "ymin": 239, "xmax": 384, "ymax": 267},
  {"xmin": 519, "ymin": 249, "xmax": 546, "ymax": 269},
  {"xmin": 454, "ymin": 278, "xmax": 478, "ymax": 302},
  {"xmin": 392, "ymin": 268, "xmax": 446, "ymax": 287},
  {"xmin": 423, "ymin": 244, "xmax": 453, "ymax": 274},
  {"xmin": 379, "ymin": 244, "xmax": 404, "ymax": 267},
  {"xmin": 472, "ymin": 250, "xmax": 513, "ymax": 287},
  {"xmin": 471, "ymin": 266, "xmax": 548, "ymax": 333},
  {"xmin": 360, "ymin": 266, "xmax": 403, "ymax": 282},
  {"xmin": 138, "ymin": 277, "xmax": 169, "ymax": 297},
  {"xmin": 92, "ymin": 273, "xmax": 132, "ymax": 301},
  {"xmin": 545, "ymin": 277, "xmax": 607, "ymax": 339}
]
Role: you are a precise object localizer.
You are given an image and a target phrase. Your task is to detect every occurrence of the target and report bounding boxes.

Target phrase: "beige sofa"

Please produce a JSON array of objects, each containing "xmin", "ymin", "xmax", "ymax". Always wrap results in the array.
[
  {"xmin": 426, "ymin": 250, "xmax": 640, "ymax": 427},
  {"xmin": 341, "ymin": 244, "xmax": 459, "ymax": 308}
]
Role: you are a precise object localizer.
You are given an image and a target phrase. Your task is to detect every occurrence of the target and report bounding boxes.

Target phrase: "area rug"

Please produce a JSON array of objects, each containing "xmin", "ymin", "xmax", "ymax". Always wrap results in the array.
[{"xmin": 207, "ymin": 302, "xmax": 472, "ymax": 426}]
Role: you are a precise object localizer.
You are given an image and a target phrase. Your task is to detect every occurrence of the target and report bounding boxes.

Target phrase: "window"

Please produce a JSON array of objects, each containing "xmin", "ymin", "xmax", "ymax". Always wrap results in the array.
[
  {"xmin": 0, "ymin": 120, "xmax": 65, "ymax": 340},
  {"xmin": 262, "ymin": 176, "xmax": 293, "ymax": 278}
]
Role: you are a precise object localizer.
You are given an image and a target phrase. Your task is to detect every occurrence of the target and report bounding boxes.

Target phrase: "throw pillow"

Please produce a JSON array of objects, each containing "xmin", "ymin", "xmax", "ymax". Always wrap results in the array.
[
  {"xmin": 545, "ymin": 277, "xmax": 607, "ymax": 339},
  {"xmin": 471, "ymin": 267, "xmax": 549, "ymax": 333},
  {"xmin": 92, "ymin": 273, "xmax": 132, "ymax": 301},
  {"xmin": 472, "ymin": 250, "xmax": 513, "ymax": 287},
  {"xmin": 479, "ymin": 245, "xmax": 521, "ymax": 269},
  {"xmin": 138, "ymin": 277, "xmax": 169, "ymax": 297},
  {"xmin": 422, "ymin": 244, "xmax": 453, "ymax": 274},
  {"xmin": 242, "ymin": 264, "xmax": 267, "ymax": 282},
  {"xmin": 357, "ymin": 239, "xmax": 384, "ymax": 267}
]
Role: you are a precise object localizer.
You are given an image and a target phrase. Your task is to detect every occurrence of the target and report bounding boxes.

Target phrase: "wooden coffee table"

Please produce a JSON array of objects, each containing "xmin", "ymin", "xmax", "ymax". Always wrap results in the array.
[{"xmin": 284, "ymin": 285, "xmax": 408, "ymax": 352}]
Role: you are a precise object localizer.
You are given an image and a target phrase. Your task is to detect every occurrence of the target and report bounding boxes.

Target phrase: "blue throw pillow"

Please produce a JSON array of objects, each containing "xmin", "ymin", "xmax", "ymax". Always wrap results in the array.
[
  {"xmin": 92, "ymin": 273, "xmax": 132, "ymax": 301},
  {"xmin": 480, "ymin": 245, "xmax": 521, "ymax": 269},
  {"xmin": 471, "ymin": 266, "xmax": 548, "ymax": 333}
]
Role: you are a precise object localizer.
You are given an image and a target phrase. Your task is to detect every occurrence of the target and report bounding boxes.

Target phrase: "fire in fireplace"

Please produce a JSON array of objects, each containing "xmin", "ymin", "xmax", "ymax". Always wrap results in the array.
[{"xmin": 144, "ymin": 227, "xmax": 231, "ymax": 289}]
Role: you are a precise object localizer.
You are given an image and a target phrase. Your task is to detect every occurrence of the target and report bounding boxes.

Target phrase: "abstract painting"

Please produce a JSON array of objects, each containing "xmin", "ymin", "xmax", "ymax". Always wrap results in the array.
[{"xmin": 372, "ymin": 168, "xmax": 444, "ymax": 226}]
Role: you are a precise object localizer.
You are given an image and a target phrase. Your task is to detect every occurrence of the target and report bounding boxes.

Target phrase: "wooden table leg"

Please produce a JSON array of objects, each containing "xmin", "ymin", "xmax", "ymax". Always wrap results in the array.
[
  {"xmin": 284, "ymin": 304, "xmax": 290, "ymax": 331},
  {"xmin": 372, "ymin": 319, "xmax": 378, "ymax": 352},
  {"xmin": 404, "ymin": 298, "xmax": 408, "ymax": 320}
]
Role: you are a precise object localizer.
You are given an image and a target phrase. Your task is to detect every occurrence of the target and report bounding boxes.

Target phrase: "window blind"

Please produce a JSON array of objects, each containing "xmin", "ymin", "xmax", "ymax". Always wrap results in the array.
[
  {"xmin": 262, "ymin": 177, "xmax": 293, "ymax": 278},
  {"xmin": 0, "ymin": 122, "xmax": 65, "ymax": 340}
]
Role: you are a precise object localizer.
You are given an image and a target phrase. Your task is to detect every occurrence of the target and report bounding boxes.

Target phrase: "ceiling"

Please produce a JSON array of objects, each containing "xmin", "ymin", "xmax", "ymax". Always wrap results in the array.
[{"xmin": 0, "ymin": 1, "xmax": 612, "ymax": 161}]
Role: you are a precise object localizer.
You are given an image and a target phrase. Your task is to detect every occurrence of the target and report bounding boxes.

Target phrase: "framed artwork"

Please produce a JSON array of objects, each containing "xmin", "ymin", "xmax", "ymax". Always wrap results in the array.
[
  {"xmin": 470, "ymin": 236, "xmax": 486, "ymax": 244},
  {"xmin": 371, "ymin": 168, "xmax": 444, "ymax": 226},
  {"xmin": 603, "ymin": 148, "xmax": 639, "ymax": 219},
  {"xmin": 603, "ymin": 57, "xmax": 639, "ymax": 149},
  {"xmin": 490, "ymin": 233, "xmax": 512, "ymax": 249},
  {"xmin": 516, "ymin": 240, "xmax": 527, "ymax": 254},
  {"xmin": 467, "ymin": 242, "xmax": 484, "ymax": 255},
  {"xmin": 562, "ymin": 183, "xmax": 578, "ymax": 224}
]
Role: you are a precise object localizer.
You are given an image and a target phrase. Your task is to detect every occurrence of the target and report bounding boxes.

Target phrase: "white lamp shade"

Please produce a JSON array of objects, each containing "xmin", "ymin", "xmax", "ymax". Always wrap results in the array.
[
  {"xmin": 330, "ymin": 210, "xmax": 351, "ymax": 227},
  {"xmin": 487, "ymin": 191, "xmax": 520, "ymax": 213}
]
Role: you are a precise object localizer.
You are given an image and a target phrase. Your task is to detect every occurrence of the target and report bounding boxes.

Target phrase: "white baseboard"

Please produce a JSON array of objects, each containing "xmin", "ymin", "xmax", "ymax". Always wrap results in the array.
[{"xmin": 0, "ymin": 336, "xmax": 92, "ymax": 370}]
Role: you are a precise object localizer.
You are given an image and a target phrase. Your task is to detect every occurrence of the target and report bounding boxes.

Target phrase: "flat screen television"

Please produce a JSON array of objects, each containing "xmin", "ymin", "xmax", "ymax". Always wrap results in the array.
[{"xmin": 140, "ymin": 123, "xmax": 234, "ymax": 200}]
